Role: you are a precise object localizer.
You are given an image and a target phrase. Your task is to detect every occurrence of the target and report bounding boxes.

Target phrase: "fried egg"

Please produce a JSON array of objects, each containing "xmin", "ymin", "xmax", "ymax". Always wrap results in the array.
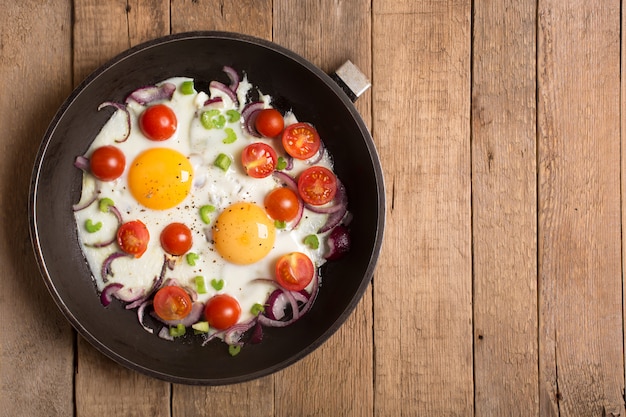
[{"xmin": 74, "ymin": 76, "xmax": 332, "ymax": 325}]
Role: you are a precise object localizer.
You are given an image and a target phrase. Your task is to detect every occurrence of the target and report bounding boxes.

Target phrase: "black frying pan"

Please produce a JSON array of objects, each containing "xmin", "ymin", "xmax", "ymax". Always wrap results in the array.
[{"xmin": 29, "ymin": 31, "xmax": 384, "ymax": 385}]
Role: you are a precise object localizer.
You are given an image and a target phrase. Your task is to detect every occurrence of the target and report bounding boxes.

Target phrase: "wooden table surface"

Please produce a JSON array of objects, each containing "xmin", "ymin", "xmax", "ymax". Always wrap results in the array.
[{"xmin": 2, "ymin": 0, "xmax": 625, "ymax": 416}]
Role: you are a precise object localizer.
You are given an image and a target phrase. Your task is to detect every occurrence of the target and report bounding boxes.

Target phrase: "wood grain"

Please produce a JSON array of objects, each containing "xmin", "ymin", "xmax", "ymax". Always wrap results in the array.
[
  {"xmin": 169, "ymin": 2, "xmax": 276, "ymax": 416},
  {"xmin": 472, "ymin": 0, "xmax": 538, "ymax": 415},
  {"xmin": 538, "ymin": 1, "xmax": 625, "ymax": 416},
  {"xmin": 372, "ymin": 1, "xmax": 473, "ymax": 415},
  {"xmin": 273, "ymin": 1, "xmax": 374, "ymax": 416},
  {"xmin": 73, "ymin": 2, "xmax": 171, "ymax": 416},
  {"xmin": 0, "ymin": 2, "xmax": 74, "ymax": 417}
]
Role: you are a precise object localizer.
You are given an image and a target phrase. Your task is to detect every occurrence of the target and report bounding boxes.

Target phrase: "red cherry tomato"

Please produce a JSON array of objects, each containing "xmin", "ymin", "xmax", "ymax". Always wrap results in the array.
[
  {"xmin": 204, "ymin": 294, "xmax": 241, "ymax": 330},
  {"xmin": 241, "ymin": 142, "xmax": 278, "ymax": 178},
  {"xmin": 117, "ymin": 220, "xmax": 150, "ymax": 258},
  {"xmin": 139, "ymin": 104, "xmax": 177, "ymax": 141},
  {"xmin": 153, "ymin": 286, "xmax": 193, "ymax": 321},
  {"xmin": 281, "ymin": 122, "xmax": 321, "ymax": 160},
  {"xmin": 297, "ymin": 166, "xmax": 338, "ymax": 206},
  {"xmin": 255, "ymin": 108, "xmax": 284, "ymax": 137},
  {"xmin": 275, "ymin": 252, "xmax": 314, "ymax": 292},
  {"xmin": 90, "ymin": 145, "xmax": 125, "ymax": 181},
  {"xmin": 264, "ymin": 187, "xmax": 300, "ymax": 222},
  {"xmin": 160, "ymin": 222, "xmax": 193, "ymax": 256}
]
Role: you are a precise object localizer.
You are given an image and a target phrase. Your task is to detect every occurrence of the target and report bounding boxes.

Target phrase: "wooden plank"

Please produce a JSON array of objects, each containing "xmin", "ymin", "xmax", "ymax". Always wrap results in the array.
[
  {"xmin": 471, "ymin": 0, "xmax": 539, "ymax": 415},
  {"xmin": 372, "ymin": 1, "xmax": 473, "ymax": 415},
  {"xmin": 0, "ymin": 2, "xmax": 74, "ymax": 416},
  {"xmin": 73, "ymin": 2, "xmax": 171, "ymax": 416},
  {"xmin": 537, "ymin": 1, "xmax": 625, "ymax": 416},
  {"xmin": 169, "ymin": 2, "xmax": 275, "ymax": 417},
  {"xmin": 272, "ymin": 1, "xmax": 373, "ymax": 416},
  {"xmin": 170, "ymin": 0, "xmax": 272, "ymax": 39}
]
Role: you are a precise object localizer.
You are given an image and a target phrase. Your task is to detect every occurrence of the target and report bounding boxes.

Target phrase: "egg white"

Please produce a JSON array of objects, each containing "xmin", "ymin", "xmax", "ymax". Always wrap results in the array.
[{"xmin": 74, "ymin": 77, "xmax": 333, "ymax": 325}]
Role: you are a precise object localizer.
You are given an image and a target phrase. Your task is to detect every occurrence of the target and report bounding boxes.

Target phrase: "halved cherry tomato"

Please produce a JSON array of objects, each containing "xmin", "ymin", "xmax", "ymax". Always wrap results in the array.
[
  {"xmin": 204, "ymin": 294, "xmax": 241, "ymax": 330},
  {"xmin": 297, "ymin": 166, "xmax": 337, "ymax": 206},
  {"xmin": 275, "ymin": 252, "xmax": 314, "ymax": 292},
  {"xmin": 281, "ymin": 122, "xmax": 321, "ymax": 160},
  {"xmin": 160, "ymin": 222, "xmax": 192, "ymax": 256},
  {"xmin": 90, "ymin": 145, "xmax": 125, "ymax": 181},
  {"xmin": 117, "ymin": 220, "xmax": 150, "ymax": 258},
  {"xmin": 153, "ymin": 286, "xmax": 193, "ymax": 321},
  {"xmin": 139, "ymin": 104, "xmax": 177, "ymax": 141},
  {"xmin": 264, "ymin": 187, "xmax": 300, "ymax": 222},
  {"xmin": 241, "ymin": 142, "xmax": 278, "ymax": 178},
  {"xmin": 255, "ymin": 108, "xmax": 284, "ymax": 137}
]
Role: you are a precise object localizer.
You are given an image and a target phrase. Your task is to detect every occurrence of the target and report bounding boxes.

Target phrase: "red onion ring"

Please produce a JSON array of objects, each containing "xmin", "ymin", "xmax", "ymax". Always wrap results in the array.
[
  {"xmin": 241, "ymin": 101, "xmax": 264, "ymax": 137},
  {"xmin": 325, "ymin": 225, "xmax": 351, "ymax": 260},
  {"xmin": 210, "ymin": 80, "xmax": 238, "ymax": 105},
  {"xmin": 101, "ymin": 251, "xmax": 128, "ymax": 283},
  {"xmin": 100, "ymin": 283, "xmax": 123, "ymax": 306},
  {"xmin": 222, "ymin": 65, "xmax": 240, "ymax": 92},
  {"xmin": 97, "ymin": 101, "xmax": 131, "ymax": 143},
  {"xmin": 126, "ymin": 82, "xmax": 176, "ymax": 105},
  {"xmin": 137, "ymin": 300, "xmax": 154, "ymax": 334},
  {"xmin": 203, "ymin": 97, "xmax": 223, "ymax": 108},
  {"xmin": 223, "ymin": 318, "xmax": 258, "ymax": 346}
]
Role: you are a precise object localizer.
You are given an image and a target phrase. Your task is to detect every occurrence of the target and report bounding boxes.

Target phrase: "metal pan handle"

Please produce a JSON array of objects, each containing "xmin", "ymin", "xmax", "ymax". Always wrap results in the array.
[{"xmin": 331, "ymin": 60, "xmax": 371, "ymax": 102}]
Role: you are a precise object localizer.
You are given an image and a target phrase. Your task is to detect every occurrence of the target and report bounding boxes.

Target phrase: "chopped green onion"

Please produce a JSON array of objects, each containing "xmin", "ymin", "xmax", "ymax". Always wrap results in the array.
[
  {"xmin": 214, "ymin": 153, "xmax": 231, "ymax": 171},
  {"xmin": 199, "ymin": 204, "xmax": 215, "ymax": 224},
  {"xmin": 85, "ymin": 219, "xmax": 102, "ymax": 233},
  {"xmin": 192, "ymin": 321, "xmax": 209, "ymax": 334},
  {"xmin": 214, "ymin": 114, "xmax": 226, "ymax": 129},
  {"xmin": 169, "ymin": 323, "xmax": 186, "ymax": 338},
  {"xmin": 222, "ymin": 127, "xmax": 237, "ymax": 144},
  {"xmin": 99, "ymin": 197, "xmax": 115, "ymax": 212},
  {"xmin": 180, "ymin": 80, "xmax": 195, "ymax": 95},
  {"xmin": 304, "ymin": 234, "xmax": 319, "ymax": 249},
  {"xmin": 200, "ymin": 109, "xmax": 221, "ymax": 129},
  {"xmin": 228, "ymin": 345, "xmax": 241, "ymax": 356},
  {"xmin": 195, "ymin": 275, "xmax": 207, "ymax": 294},
  {"xmin": 226, "ymin": 109, "xmax": 241, "ymax": 123},
  {"xmin": 274, "ymin": 220, "xmax": 287, "ymax": 229},
  {"xmin": 186, "ymin": 252, "xmax": 199, "ymax": 266},
  {"xmin": 276, "ymin": 156, "xmax": 288, "ymax": 170},
  {"xmin": 250, "ymin": 303, "xmax": 265, "ymax": 316},
  {"xmin": 211, "ymin": 278, "xmax": 224, "ymax": 291}
]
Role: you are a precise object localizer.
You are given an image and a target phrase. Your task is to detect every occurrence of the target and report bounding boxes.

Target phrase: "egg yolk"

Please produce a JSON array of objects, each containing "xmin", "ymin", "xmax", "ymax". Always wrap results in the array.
[
  {"xmin": 128, "ymin": 148, "xmax": 193, "ymax": 210},
  {"xmin": 213, "ymin": 202, "xmax": 276, "ymax": 265}
]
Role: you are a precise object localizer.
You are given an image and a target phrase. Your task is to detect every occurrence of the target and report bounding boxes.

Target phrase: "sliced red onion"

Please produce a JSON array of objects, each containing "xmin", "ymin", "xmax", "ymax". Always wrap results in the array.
[
  {"xmin": 222, "ymin": 65, "xmax": 240, "ymax": 92},
  {"xmin": 107, "ymin": 204, "xmax": 123, "ymax": 224},
  {"xmin": 100, "ymin": 283, "xmax": 123, "ymax": 306},
  {"xmin": 137, "ymin": 300, "xmax": 154, "ymax": 334},
  {"xmin": 265, "ymin": 289, "xmax": 289, "ymax": 320},
  {"xmin": 209, "ymin": 81, "xmax": 238, "ymax": 105},
  {"xmin": 97, "ymin": 101, "xmax": 131, "ymax": 143},
  {"xmin": 241, "ymin": 101, "xmax": 264, "ymax": 137},
  {"xmin": 101, "ymin": 252, "xmax": 128, "ymax": 283},
  {"xmin": 285, "ymin": 155, "xmax": 294, "ymax": 170},
  {"xmin": 72, "ymin": 189, "xmax": 98, "ymax": 212},
  {"xmin": 153, "ymin": 302, "xmax": 204, "ymax": 327},
  {"xmin": 325, "ymin": 225, "xmax": 351, "ymax": 260},
  {"xmin": 291, "ymin": 198, "xmax": 304, "ymax": 228},
  {"xmin": 203, "ymin": 97, "xmax": 223, "ymax": 108},
  {"xmin": 85, "ymin": 235, "xmax": 116, "ymax": 249},
  {"xmin": 273, "ymin": 171, "xmax": 298, "ymax": 190},
  {"xmin": 258, "ymin": 271, "xmax": 319, "ymax": 328},
  {"xmin": 305, "ymin": 180, "xmax": 348, "ymax": 215},
  {"xmin": 126, "ymin": 82, "xmax": 176, "ymax": 105},
  {"xmin": 224, "ymin": 318, "xmax": 257, "ymax": 346},
  {"xmin": 125, "ymin": 257, "xmax": 168, "ymax": 309},
  {"xmin": 74, "ymin": 155, "xmax": 89, "ymax": 171}
]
